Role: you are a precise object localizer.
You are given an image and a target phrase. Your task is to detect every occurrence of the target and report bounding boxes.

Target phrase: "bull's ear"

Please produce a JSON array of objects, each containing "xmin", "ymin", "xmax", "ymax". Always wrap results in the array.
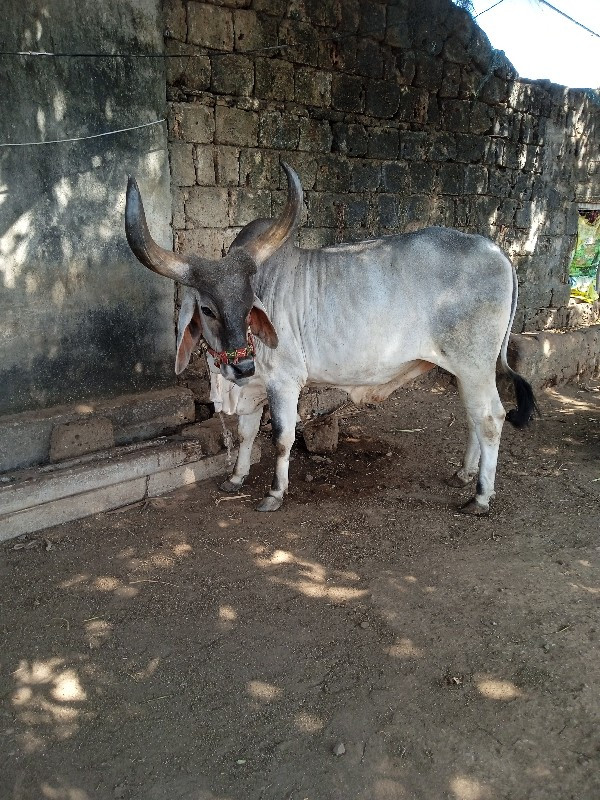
[
  {"xmin": 175, "ymin": 289, "xmax": 204, "ymax": 374},
  {"xmin": 248, "ymin": 295, "xmax": 278, "ymax": 349}
]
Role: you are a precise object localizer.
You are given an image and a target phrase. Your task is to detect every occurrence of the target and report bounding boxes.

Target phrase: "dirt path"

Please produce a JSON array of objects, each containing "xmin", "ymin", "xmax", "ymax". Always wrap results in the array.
[{"xmin": 1, "ymin": 380, "xmax": 599, "ymax": 800}]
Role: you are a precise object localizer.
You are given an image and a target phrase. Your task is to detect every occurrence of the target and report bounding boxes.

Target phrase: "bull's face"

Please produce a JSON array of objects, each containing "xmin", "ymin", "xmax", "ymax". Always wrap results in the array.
[{"xmin": 125, "ymin": 163, "xmax": 302, "ymax": 384}]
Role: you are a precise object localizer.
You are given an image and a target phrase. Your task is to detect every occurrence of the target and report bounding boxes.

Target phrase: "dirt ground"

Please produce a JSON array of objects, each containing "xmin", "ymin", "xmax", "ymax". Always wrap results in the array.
[{"xmin": 1, "ymin": 377, "xmax": 599, "ymax": 800}]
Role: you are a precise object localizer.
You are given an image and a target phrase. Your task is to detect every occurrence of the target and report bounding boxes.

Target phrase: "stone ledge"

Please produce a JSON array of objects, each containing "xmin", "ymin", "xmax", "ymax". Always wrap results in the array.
[
  {"xmin": 0, "ymin": 387, "xmax": 195, "ymax": 473},
  {"xmin": 0, "ymin": 437, "xmax": 260, "ymax": 542},
  {"xmin": 509, "ymin": 326, "xmax": 600, "ymax": 389}
]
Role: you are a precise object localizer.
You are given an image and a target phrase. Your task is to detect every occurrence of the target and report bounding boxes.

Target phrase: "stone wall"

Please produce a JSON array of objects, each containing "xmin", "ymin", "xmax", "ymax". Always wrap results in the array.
[
  {"xmin": 164, "ymin": 0, "xmax": 600, "ymax": 340},
  {"xmin": 0, "ymin": 0, "xmax": 175, "ymax": 417}
]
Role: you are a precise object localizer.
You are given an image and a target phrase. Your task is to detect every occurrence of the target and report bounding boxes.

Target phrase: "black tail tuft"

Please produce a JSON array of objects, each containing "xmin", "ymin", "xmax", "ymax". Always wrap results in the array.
[{"xmin": 506, "ymin": 373, "xmax": 540, "ymax": 428}]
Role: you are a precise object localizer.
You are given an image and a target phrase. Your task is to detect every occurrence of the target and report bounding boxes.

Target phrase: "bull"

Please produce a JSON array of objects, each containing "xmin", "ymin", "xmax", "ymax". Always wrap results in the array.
[{"xmin": 125, "ymin": 162, "xmax": 537, "ymax": 515}]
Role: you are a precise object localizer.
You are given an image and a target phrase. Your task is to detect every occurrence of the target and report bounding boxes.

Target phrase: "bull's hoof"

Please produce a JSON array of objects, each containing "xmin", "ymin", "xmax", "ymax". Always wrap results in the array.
[
  {"xmin": 220, "ymin": 478, "xmax": 245, "ymax": 494},
  {"xmin": 256, "ymin": 495, "xmax": 283, "ymax": 512},
  {"xmin": 459, "ymin": 498, "xmax": 490, "ymax": 516},
  {"xmin": 446, "ymin": 471, "xmax": 474, "ymax": 488}
]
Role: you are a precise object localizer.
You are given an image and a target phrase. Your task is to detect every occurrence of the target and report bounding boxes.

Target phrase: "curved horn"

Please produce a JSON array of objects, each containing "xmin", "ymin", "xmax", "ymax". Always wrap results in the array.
[
  {"xmin": 125, "ymin": 176, "xmax": 189, "ymax": 282},
  {"xmin": 244, "ymin": 162, "xmax": 303, "ymax": 264}
]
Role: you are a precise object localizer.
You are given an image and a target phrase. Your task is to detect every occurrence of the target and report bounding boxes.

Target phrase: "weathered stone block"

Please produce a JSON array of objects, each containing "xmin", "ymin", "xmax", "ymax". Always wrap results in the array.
[
  {"xmin": 259, "ymin": 110, "xmax": 300, "ymax": 150},
  {"xmin": 440, "ymin": 99, "xmax": 471, "ymax": 134},
  {"xmin": 315, "ymin": 157, "xmax": 351, "ymax": 192},
  {"xmin": 304, "ymin": 0, "xmax": 340, "ymax": 28},
  {"xmin": 295, "ymin": 67, "xmax": 332, "ymax": 108},
  {"xmin": 367, "ymin": 128, "xmax": 399, "ymax": 160},
  {"xmin": 413, "ymin": 53, "xmax": 444, "ymax": 92},
  {"xmin": 468, "ymin": 28, "xmax": 493, "ymax": 72},
  {"xmin": 351, "ymin": 161, "xmax": 381, "ymax": 192},
  {"xmin": 358, "ymin": 0, "xmax": 385, "ymax": 40},
  {"xmin": 188, "ymin": 4, "xmax": 234, "ymax": 51},
  {"xmin": 428, "ymin": 132, "xmax": 457, "ymax": 162},
  {"xmin": 332, "ymin": 123, "xmax": 368, "ymax": 157},
  {"xmin": 239, "ymin": 149, "xmax": 280, "ymax": 189},
  {"xmin": 255, "ymin": 58, "xmax": 295, "ymax": 100},
  {"xmin": 253, "ymin": 0, "xmax": 288, "ymax": 13},
  {"xmin": 386, "ymin": 6, "xmax": 411, "ymax": 48},
  {"xmin": 50, "ymin": 417, "xmax": 115, "ymax": 463},
  {"xmin": 229, "ymin": 188, "xmax": 271, "ymax": 226},
  {"xmin": 177, "ymin": 228, "xmax": 225, "ymax": 260},
  {"xmin": 169, "ymin": 103, "xmax": 215, "ymax": 144},
  {"xmin": 215, "ymin": 105, "xmax": 259, "ymax": 146},
  {"xmin": 331, "ymin": 74, "xmax": 365, "ymax": 113},
  {"xmin": 299, "ymin": 118, "xmax": 333, "ymax": 152},
  {"xmin": 170, "ymin": 142, "xmax": 196, "ymax": 187},
  {"xmin": 440, "ymin": 62, "xmax": 461, "ymax": 98},
  {"xmin": 306, "ymin": 193, "xmax": 338, "ymax": 228},
  {"xmin": 400, "ymin": 131, "xmax": 427, "ymax": 161},
  {"xmin": 455, "ymin": 133, "xmax": 488, "ymax": 163},
  {"xmin": 355, "ymin": 38, "xmax": 383, "ymax": 79},
  {"xmin": 186, "ymin": 186, "xmax": 229, "ymax": 228},
  {"xmin": 408, "ymin": 163, "xmax": 435, "ymax": 194},
  {"xmin": 172, "ymin": 188, "xmax": 187, "ymax": 229},
  {"xmin": 279, "ymin": 19, "xmax": 319, "ymax": 66},
  {"xmin": 302, "ymin": 414, "xmax": 339, "ymax": 454},
  {"xmin": 365, "ymin": 80, "xmax": 401, "ymax": 118},
  {"xmin": 164, "ymin": 0, "xmax": 187, "ymax": 42},
  {"xmin": 180, "ymin": 416, "xmax": 238, "ymax": 455},
  {"xmin": 396, "ymin": 87, "xmax": 428, "ymax": 124},
  {"xmin": 438, "ymin": 163, "xmax": 465, "ymax": 196},
  {"xmin": 382, "ymin": 161, "xmax": 410, "ymax": 193},
  {"xmin": 194, "ymin": 145, "xmax": 217, "ymax": 185},
  {"xmin": 342, "ymin": 197, "xmax": 369, "ymax": 228},
  {"xmin": 464, "ymin": 164, "xmax": 488, "ymax": 194},
  {"xmin": 211, "ymin": 54, "xmax": 254, "ymax": 96},
  {"xmin": 211, "ymin": 145, "xmax": 238, "ymax": 185},
  {"xmin": 479, "ymin": 76, "xmax": 510, "ymax": 106},
  {"xmin": 397, "ymin": 195, "xmax": 433, "ymax": 229},
  {"xmin": 233, "ymin": 9, "xmax": 278, "ymax": 52},
  {"xmin": 469, "ymin": 101, "xmax": 493, "ymax": 134},
  {"xmin": 377, "ymin": 194, "xmax": 399, "ymax": 228},
  {"xmin": 165, "ymin": 41, "xmax": 211, "ymax": 93},
  {"xmin": 443, "ymin": 35, "xmax": 470, "ymax": 65}
]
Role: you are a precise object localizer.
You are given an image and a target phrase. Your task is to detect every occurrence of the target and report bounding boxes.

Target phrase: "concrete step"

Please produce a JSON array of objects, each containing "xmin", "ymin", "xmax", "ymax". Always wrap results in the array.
[{"xmin": 0, "ymin": 435, "xmax": 259, "ymax": 542}]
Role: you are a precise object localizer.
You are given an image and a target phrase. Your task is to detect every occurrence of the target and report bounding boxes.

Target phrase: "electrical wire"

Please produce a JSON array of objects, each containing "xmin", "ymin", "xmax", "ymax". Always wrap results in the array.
[{"xmin": 0, "ymin": 118, "xmax": 165, "ymax": 148}]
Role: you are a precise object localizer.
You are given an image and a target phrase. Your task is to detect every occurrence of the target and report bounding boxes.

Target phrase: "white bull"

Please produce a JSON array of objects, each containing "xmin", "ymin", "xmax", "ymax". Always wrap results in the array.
[{"xmin": 126, "ymin": 163, "xmax": 537, "ymax": 515}]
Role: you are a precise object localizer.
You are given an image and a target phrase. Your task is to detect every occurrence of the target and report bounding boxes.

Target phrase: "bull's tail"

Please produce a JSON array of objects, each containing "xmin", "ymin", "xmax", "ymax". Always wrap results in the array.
[{"xmin": 499, "ymin": 264, "xmax": 540, "ymax": 428}]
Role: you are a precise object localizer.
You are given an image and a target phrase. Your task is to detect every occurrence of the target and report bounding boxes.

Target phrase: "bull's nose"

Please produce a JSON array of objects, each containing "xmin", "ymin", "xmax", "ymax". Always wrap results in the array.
[{"xmin": 230, "ymin": 359, "xmax": 255, "ymax": 379}]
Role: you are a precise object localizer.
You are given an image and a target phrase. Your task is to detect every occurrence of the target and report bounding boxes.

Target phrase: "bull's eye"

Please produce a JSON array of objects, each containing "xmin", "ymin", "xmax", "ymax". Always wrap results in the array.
[{"xmin": 201, "ymin": 306, "xmax": 216, "ymax": 319}]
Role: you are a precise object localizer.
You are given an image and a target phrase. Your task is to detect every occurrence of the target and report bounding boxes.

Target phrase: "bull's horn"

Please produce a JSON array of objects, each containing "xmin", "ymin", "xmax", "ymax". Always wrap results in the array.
[
  {"xmin": 125, "ymin": 176, "xmax": 190, "ymax": 282},
  {"xmin": 244, "ymin": 161, "xmax": 303, "ymax": 264}
]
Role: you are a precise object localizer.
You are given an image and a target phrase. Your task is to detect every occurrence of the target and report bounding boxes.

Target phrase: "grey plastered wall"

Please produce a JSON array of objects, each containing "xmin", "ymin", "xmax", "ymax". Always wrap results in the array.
[
  {"xmin": 162, "ymin": 0, "xmax": 600, "ymax": 336},
  {"xmin": 0, "ymin": 0, "xmax": 175, "ymax": 417}
]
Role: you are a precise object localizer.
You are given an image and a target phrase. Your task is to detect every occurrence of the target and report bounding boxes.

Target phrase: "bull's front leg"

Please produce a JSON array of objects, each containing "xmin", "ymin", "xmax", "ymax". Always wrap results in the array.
[
  {"xmin": 220, "ymin": 405, "xmax": 263, "ymax": 493},
  {"xmin": 256, "ymin": 382, "xmax": 301, "ymax": 512}
]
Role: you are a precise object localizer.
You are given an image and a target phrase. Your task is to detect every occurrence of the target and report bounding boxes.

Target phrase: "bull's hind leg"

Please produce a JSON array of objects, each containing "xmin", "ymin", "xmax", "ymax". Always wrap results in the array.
[
  {"xmin": 256, "ymin": 382, "xmax": 301, "ymax": 512},
  {"xmin": 456, "ymin": 374, "xmax": 506, "ymax": 515},
  {"xmin": 447, "ymin": 420, "xmax": 480, "ymax": 487}
]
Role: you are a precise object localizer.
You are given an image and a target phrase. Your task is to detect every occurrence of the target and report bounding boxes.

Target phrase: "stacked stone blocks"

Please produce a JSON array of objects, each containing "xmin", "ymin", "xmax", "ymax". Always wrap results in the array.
[{"xmin": 164, "ymin": 0, "xmax": 600, "ymax": 332}]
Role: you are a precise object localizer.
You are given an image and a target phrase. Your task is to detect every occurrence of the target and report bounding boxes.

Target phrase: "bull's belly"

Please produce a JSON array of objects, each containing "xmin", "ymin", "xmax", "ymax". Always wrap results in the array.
[{"xmin": 307, "ymin": 359, "xmax": 434, "ymax": 405}]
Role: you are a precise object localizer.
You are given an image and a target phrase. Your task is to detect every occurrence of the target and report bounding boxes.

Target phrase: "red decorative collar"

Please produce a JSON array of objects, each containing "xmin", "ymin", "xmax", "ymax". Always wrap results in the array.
[{"xmin": 205, "ymin": 331, "xmax": 256, "ymax": 369}]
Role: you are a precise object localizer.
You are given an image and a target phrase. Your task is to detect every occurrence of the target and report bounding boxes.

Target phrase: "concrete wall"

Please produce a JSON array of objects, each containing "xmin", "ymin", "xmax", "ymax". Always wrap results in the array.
[
  {"xmin": 163, "ymin": 0, "xmax": 600, "ymax": 336},
  {"xmin": 0, "ymin": 0, "xmax": 175, "ymax": 417}
]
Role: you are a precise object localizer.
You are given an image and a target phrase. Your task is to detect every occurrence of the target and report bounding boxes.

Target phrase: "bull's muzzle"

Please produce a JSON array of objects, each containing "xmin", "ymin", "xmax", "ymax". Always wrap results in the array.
[{"xmin": 228, "ymin": 358, "xmax": 255, "ymax": 381}]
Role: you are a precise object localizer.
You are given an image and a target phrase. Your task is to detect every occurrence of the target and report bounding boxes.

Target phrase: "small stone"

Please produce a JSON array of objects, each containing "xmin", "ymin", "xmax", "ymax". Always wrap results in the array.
[
  {"xmin": 305, "ymin": 473, "xmax": 314, "ymax": 482},
  {"xmin": 333, "ymin": 742, "xmax": 346, "ymax": 756},
  {"xmin": 360, "ymin": 621, "xmax": 370, "ymax": 629}
]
